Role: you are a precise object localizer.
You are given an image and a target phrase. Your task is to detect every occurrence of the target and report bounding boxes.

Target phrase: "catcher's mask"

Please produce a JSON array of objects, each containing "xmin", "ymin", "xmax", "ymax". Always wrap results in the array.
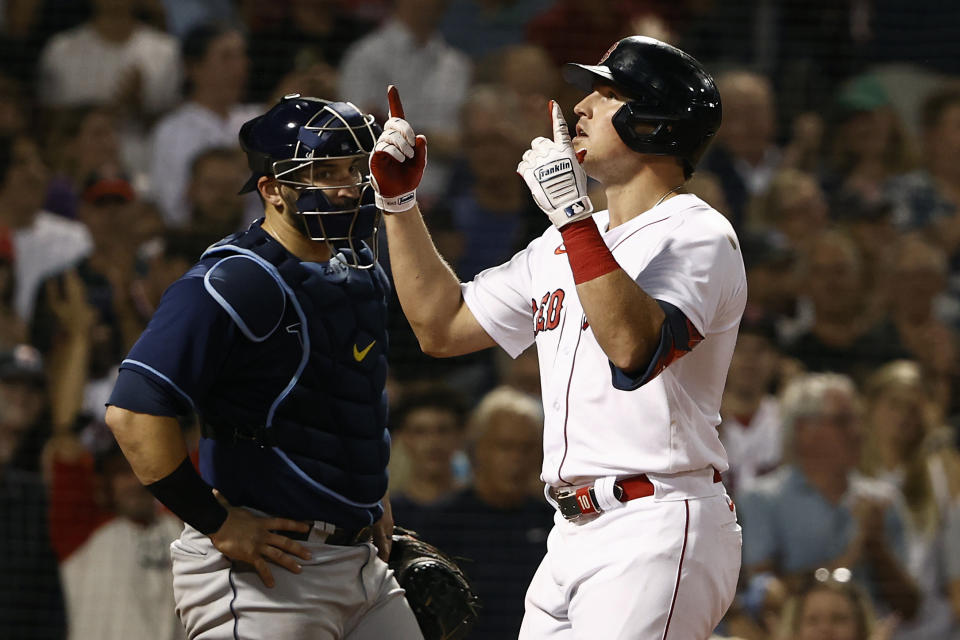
[{"xmin": 239, "ymin": 95, "xmax": 383, "ymax": 269}]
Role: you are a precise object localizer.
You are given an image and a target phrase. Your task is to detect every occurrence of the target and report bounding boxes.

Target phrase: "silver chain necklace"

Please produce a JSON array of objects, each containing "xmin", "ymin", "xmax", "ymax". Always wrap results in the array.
[{"xmin": 653, "ymin": 184, "xmax": 685, "ymax": 208}]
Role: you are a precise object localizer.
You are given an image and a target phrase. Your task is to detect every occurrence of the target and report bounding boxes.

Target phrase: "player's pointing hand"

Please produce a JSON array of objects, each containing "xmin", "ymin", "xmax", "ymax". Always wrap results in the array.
[
  {"xmin": 369, "ymin": 85, "xmax": 427, "ymax": 213},
  {"xmin": 517, "ymin": 99, "xmax": 594, "ymax": 229},
  {"xmin": 209, "ymin": 489, "xmax": 312, "ymax": 588}
]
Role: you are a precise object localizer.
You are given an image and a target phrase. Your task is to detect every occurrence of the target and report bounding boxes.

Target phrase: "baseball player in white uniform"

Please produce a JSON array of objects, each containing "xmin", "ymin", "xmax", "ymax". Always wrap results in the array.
[{"xmin": 370, "ymin": 36, "xmax": 745, "ymax": 639}]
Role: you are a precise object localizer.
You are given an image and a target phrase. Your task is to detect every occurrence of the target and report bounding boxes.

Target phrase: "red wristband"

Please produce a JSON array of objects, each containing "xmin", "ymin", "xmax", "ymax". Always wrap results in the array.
[{"xmin": 560, "ymin": 219, "xmax": 619, "ymax": 284}]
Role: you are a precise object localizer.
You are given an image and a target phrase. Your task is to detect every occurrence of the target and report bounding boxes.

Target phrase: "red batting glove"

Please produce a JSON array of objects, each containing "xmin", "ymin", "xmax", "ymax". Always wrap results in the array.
[{"xmin": 369, "ymin": 85, "xmax": 427, "ymax": 213}]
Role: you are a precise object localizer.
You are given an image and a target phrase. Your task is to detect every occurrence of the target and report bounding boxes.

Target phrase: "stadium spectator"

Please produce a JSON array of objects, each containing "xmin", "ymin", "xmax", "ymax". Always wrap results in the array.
[
  {"xmin": 41, "ymin": 105, "xmax": 128, "ymax": 221},
  {"xmin": 888, "ymin": 85, "xmax": 960, "ymax": 236},
  {"xmin": 778, "ymin": 569, "xmax": 892, "ymax": 640},
  {"xmin": 59, "ymin": 442, "xmax": 183, "ymax": 640},
  {"xmin": 0, "ymin": 345, "xmax": 65, "ymax": 639},
  {"xmin": 787, "ymin": 230, "xmax": 910, "ymax": 383},
  {"xmin": 719, "ymin": 309, "xmax": 785, "ymax": 496},
  {"xmin": 389, "ymin": 382, "xmax": 469, "ymax": 531},
  {"xmin": 339, "ymin": 0, "xmax": 472, "ymax": 201},
  {"xmin": 441, "ymin": 0, "xmax": 553, "ymax": 59},
  {"xmin": 739, "ymin": 231, "xmax": 805, "ymax": 345},
  {"xmin": 0, "ymin": 134, "xmax": 91, "ymax": 322},
  {"xmin": 36, "ymin": 0, "xmax": 180, "ymax": 117},
  {"xmin": 883, "ymin": 236, "xmax": 959, "ymax": 411},
  {"xmin": 415, "ymin": 387, "xmax": 551, "ymax": 640},
  {"xmin": 184, "ymin": 147, "xmax": 249, "ymax": 238},
  {"xmin": 159, "ymin": 0, "xmax": 237, "ymax": 41},
  {"xmin": 823, "ymin": 74, "xmax": 915, "ymax": 205},
  {"xmin": 748, "ymin": 169, "xmax": 829, "ymax": 258},
  {"xmin": 527, "ymin": 0, "xmax": 672, "ymax": 68},
  {"xmin": 859, "ymin": 360, "xmax": 960, "ymax": 639},
  {"xmin": 737, "ymin": 373, "xmax": 920, "ymax": 621},
  {"xmin": 149, "ymin": 22, "xmax": 260, "ymax": 227},
  {"xmin": 833, "ymin": 192, "xmax": 900, "ymax": 314},
  {"xmin": 246, "ymin": 0, "xmax": 370, "ymax": 104},
  {"xmin": 701, "ymin": 70, "xmax": 782, "ymax": 230},
  {"xmin": 476, "ymin": 44, "xmax": 558, "ymax": 142},
  {"xmin": 444, "ymin": 85, "xmax": 541, "ymax": 281},
  {"xmin": 0, "ymin": 344, "xmax": 49, "ymax": 472}
]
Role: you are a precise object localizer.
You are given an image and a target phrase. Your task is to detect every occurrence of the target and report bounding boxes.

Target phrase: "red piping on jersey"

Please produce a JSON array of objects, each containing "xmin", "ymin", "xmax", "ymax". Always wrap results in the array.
[
  {"xmin": 662, "ymin": 500, "xmax": 690, "ymax": 639},
  {"xmin": 556, "ymin": 313, "xmax": 586, "ymax": 485}
]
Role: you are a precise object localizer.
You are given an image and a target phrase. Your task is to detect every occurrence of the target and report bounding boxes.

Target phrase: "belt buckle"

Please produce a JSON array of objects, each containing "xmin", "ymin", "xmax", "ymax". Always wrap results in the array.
[
  {"xmin": 555, "ymin": 488, "xmax": 583, "ymax": 520},
  {"xmin": 555, "ymin": 485, "xmax": 602, "ymax": 520}
]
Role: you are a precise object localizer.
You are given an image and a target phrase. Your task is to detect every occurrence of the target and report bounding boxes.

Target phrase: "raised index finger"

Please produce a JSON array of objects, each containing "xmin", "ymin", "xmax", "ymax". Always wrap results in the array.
[
  {"xmin": 387, "ymin": 85, "xmax": 405, "ymax": 119},
  {"xmin": 550, "ymin": 100, "xmax": 571, "ymax": 145}
]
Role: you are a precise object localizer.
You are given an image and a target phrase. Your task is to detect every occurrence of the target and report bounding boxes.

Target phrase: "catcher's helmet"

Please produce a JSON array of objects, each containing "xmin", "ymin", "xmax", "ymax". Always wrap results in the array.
[
  {"xmin": 238, "ymin": 94, "xmax": 383, "ymax": 268},
  {"xmin": 563, "ymin": 36, "xmax": 721, "ymax": 177}
]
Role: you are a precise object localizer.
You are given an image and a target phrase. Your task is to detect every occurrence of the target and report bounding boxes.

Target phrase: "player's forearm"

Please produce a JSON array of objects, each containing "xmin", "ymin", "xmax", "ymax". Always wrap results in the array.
[
  {"xmin": 576, "ymin": 270, "xmax": 666, "ymax": 372},
  {"xmin": 383, "ymin": 207, "xmax": 469, "ymax": 354},
  {"xmin": 104, "ymin": 406, "xmax": 190, "ymax": 484}
]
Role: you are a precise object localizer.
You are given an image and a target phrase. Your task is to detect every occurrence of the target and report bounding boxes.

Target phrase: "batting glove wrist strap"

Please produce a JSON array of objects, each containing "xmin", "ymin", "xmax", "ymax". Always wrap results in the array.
[
  {"xmin": 518, "ymin": 101, "xmax": 594, "ymax": 229},
  {"xmin": 369, "ymin": 116, "xmax": 426, "ymax": 213},
  {"xmin": 372, "ymin": 183, "xmax": 418, "ymax": 213},
  {"xmin": 145, "ymin": 456, "xmax": 228, "ymax": 534},
  {"xmin": 545, "ymin": 195, "xmax": 594, "ymax": 228}
]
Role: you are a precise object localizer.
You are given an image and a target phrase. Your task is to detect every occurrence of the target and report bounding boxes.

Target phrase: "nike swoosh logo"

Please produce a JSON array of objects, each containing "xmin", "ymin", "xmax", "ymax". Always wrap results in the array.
[
  {"xmin": 554, "ymin": 245, "xmax": 567, "ymax": 255},
  {"xmin": 353, "ymin": 340, "xmax": 376, "ymax": 362}
]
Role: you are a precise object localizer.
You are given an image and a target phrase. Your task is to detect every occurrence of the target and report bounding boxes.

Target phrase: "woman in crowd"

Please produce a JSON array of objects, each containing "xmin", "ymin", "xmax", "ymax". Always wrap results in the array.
[{"xmin": 859, "ymin": 359, "xmax": 960, "ymax": 638}]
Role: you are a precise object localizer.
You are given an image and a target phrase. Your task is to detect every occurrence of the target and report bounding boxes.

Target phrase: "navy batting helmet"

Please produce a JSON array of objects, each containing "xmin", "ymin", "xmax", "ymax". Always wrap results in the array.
[
  {"xmin": 563, "ymin": 36, "xmax": 721, "ymax": 177},
  {"xmin": 238, "ymin": 94, "xmax": 383, "ymax": 268}
]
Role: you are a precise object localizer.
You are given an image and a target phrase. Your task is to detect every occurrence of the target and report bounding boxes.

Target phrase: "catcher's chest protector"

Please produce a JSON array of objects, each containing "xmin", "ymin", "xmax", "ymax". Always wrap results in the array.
[{"xmin": 201, "ymin": 225, "xmax": 391, "ymax": 508}]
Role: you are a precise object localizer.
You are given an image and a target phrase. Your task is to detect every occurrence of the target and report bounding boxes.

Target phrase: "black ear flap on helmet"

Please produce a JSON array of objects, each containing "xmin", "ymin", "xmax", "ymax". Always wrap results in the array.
[{"xmin": 611, "ymin": 103, "xmax": 681, "ymax": 155}]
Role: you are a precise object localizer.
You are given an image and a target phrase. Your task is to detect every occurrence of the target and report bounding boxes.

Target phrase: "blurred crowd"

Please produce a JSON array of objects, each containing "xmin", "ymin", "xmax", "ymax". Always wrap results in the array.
[{"xmin": 0, "ymin": 0, "xmax": 958, "ymax": 638}]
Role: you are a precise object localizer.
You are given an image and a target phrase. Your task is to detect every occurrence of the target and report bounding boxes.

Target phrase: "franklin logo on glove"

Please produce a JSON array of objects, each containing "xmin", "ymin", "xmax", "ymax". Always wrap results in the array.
[{"xmin": 537, "ymin": 160, "xmax": 572, "ymax": 181}]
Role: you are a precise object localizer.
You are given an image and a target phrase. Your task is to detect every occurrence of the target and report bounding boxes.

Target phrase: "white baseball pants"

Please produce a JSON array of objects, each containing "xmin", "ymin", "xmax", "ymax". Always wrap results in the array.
[{"xmin": 520, "ymin": 471, "xmax": 741, "ymax": 640}]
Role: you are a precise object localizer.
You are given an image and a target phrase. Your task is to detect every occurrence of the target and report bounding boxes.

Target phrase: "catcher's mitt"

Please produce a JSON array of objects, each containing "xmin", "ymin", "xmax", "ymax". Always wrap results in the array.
[{"xmin": 389, "ymin": 526, "xmax": 480, "ymax": 640}]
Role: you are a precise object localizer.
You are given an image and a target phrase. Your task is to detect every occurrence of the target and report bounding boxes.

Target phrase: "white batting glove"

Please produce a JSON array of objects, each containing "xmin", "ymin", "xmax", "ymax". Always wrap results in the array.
[
  {"xmin": 517, "ymin": 101, "xmax": 593, "ymax": 229},
  {"xmin": 369, "ymin": 86, "xmax": 427, "ymax": 213}
]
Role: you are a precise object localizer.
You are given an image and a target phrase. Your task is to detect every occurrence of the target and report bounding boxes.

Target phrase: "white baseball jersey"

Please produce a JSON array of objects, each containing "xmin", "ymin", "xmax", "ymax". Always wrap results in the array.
[{"xmin": 462, "ymin": 194, "xmax": 747, "ymax": 485}]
